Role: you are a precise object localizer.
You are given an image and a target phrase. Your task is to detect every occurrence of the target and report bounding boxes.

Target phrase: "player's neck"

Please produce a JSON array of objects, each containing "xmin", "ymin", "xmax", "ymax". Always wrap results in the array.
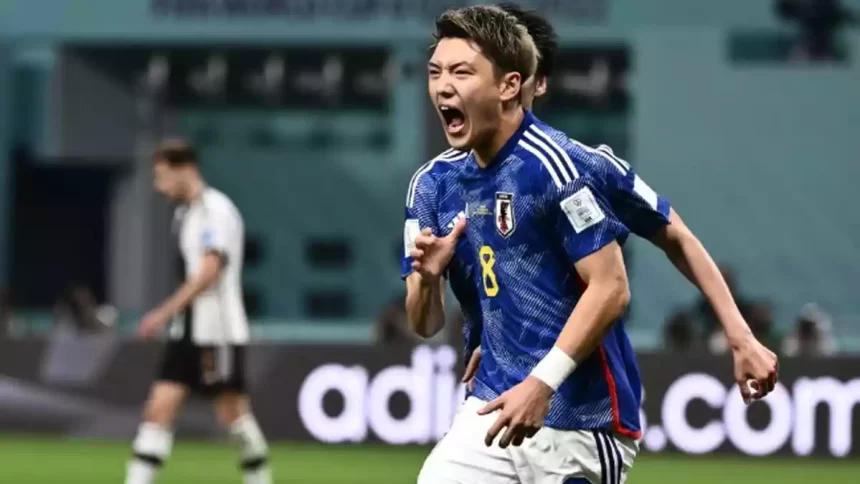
[
  {"xmin": 473, "ymin": 108, "xmax": 525, "ymax": 168},
  {"xmin": 184, "ymin": 178, "xmax": 205, "ymax": 203}
]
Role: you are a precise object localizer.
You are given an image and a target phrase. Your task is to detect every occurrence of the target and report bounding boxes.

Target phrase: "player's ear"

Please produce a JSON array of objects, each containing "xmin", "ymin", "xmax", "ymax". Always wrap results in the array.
[
  {"xmin": 498, "ymin": 72, "xmax": 522, "ymax": 103},
  {"xmin": 534, "ymin": 76, "xmax": 548, "ymax": 98}
]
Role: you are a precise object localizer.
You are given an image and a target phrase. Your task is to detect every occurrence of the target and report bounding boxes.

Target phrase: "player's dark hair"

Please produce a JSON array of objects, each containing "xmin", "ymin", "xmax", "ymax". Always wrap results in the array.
[
  {"xmin": 496, "ymin": 3, "xmax": 558, "ymax": 79},
  {"xmin": 433, "ymin": 5, "xmax": 538, "ymax": 82},
  {"xmin": 153, "ymin": 139, "xmax": 198, "ymax": 167}
]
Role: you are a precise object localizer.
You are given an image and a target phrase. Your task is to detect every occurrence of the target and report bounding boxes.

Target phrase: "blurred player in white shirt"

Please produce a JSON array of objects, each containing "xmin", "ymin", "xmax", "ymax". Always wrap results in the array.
[{"xmin": 125, "ymin": 139, "xmax": 272, "ymax": 484}]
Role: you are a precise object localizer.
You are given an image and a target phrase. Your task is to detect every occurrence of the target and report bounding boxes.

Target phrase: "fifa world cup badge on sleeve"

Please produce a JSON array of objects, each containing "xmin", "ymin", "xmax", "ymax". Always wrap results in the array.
[
  {"xmin": 201, "ymin": 228, "xmax": 215, "ymax": 249},
  {"xmin": 561, "ymin": 187, "xmax": 605, "ymax": 233}
]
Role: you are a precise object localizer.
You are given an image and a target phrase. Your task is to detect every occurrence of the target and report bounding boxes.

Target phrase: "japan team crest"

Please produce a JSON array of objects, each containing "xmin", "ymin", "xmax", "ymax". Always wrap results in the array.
[{"xmin": 495, "ymin": 192, "xmax": 515, "ymax": 238}]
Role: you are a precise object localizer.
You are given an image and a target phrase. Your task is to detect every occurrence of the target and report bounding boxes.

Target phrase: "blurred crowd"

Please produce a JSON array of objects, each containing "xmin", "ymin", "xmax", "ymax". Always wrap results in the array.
[
  {"xmin": 2, "ymin": 269, "xmax": 839, "ymax": 358},
  {"xmin": 778, "ymin": 0, "xmax": 857, "ymax": 62},
  {"xmin": 374, "ymin": 262, "xmax": 840, "ymax": 358},
  {"xmin": 661, "ymin": 264, "xmax": 838, "ymax": 357},
  {"xmin": 0, "ymin": 284, "xmax": 117, "ymax": 338},
  {"xmin": 0, "ymin": 0, "xmax": 855, "ymax": 357}
]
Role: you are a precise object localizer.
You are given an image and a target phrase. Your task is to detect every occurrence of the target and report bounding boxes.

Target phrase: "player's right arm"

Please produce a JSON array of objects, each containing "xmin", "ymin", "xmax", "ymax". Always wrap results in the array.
[
  {"xmin": 592, "ymin": 144, "xmax": 758, "ymax": 340},
  {"xmin": 650, "ymin": 209, "xmax": 750, "ymax": 340},
  {"xmin": 138, "ymin": 202, "xmax": 232, "ymax": 339},
  {"xmin": 405, "ymin": 271, "xmax": 447, "ymax": 338},
  {"xmin": 651, "ymin": 209, "xmax": 778, "ymax": 400},
  {"xmin": 402, "ymin": 166, "xmax": 448, "ymax": 338},
  {"xmin": 594, "ymin": 145, "xmax": 750, "ymax": 339}
]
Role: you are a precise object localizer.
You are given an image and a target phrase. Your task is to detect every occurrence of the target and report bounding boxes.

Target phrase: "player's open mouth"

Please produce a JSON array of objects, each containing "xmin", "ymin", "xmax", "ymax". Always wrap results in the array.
[{"xmin": 440, "ymin": 105, "xmax": 466, "ymax": 135}]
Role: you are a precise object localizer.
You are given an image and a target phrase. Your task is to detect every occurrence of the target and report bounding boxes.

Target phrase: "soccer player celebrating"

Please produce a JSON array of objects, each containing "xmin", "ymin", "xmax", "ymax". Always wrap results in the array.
[
  {"xmin": 458, "ymin": 3, "xmax": 778, "ymax": 407},
  {"xmin": 125, "ymin": 140, "xmax": 272, "ymax": 484},
  {"xmin": 410, "ymin": 6, "xmax": 638, "ymax": 481},
  {"xmin": 403, "ymin": 5, "xmax": 776, "ymax": 483}
]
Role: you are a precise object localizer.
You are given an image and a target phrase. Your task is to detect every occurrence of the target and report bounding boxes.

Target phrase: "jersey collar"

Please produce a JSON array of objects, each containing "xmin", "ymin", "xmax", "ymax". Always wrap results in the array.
[
  {"xmin": 462, "ymin": 109, "xmax": 535, "ymax": 178},
  {"xmin": 183, "ymin": 184, "xmax": 210, "ymax": 209},
  {"xmin": 495, "ymin": 108, "xmax": 534, "ymax": 164}
]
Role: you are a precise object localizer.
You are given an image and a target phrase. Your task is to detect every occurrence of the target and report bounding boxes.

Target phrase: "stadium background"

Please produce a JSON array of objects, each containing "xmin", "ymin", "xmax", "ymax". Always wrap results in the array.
[{"xmin": 1, "ymin": 0, "xmax": 859, "ymax": 482}]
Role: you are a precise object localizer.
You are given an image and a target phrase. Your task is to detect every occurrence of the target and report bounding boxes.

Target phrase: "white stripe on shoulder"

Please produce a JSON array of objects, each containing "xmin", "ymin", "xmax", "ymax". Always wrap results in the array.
[
  {"xmin": 569, "ymin": 138, "xmax": 630, "ymax": 174},
  {"xmin": 523, "ymin": 131, "xmax": 573, "ymax": 185},
  {"xmin": 406, "ymin": 161, "xmax": 435, "ymax": 208},
  {"xmin": 405, "ymin": 149, "xmax": 468, "ymax": 207},
  {"xmin": 596, "ymin": 144, "xmax": 631, "ymax": 172},
  {"xmin": 518, "ymin": 139, "xmax": 563, "ymax": 188},
  {"xmin": 528, "ymin": 125, "xmax": 579, "ymax": 179}
]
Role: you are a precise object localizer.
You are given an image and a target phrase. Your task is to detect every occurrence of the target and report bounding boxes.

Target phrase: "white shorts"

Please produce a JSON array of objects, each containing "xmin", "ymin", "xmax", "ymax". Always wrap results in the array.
[{"xmin": 418, "ymin": 397, "xmax": 639, "ymax": 484}]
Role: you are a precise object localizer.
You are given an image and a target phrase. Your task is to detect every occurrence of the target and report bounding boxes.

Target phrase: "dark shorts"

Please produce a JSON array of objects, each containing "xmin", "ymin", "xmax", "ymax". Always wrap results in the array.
[{"xmin": 157, "ymin": 341, "xmax": 246, "ymax": 397}]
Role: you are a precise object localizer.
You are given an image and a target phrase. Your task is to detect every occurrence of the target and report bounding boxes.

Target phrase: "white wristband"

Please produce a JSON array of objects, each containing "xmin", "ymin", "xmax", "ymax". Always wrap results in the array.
[{"xmin": 530, "ymin": 346, "xmax": 578, "ymax": 391}]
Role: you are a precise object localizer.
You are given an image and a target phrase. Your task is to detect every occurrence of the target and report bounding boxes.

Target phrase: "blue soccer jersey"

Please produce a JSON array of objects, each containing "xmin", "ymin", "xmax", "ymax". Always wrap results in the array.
[
  {"xmin": 583, "ymin": 142, "xmax": 672, "ymax": 240},
  {"xmin": 450, "ymin": 141, "xmax": 673, "ymax": 405},
  {"xmin": 401, "ymin": 148, "xmax": 482, "ymax": 358},
  {"xmin": 456, "ymin": 110, "xmax": 642, "ymax": 438},
  {"xmin": 561, "ymin": 142, "xmax": 673, "ymax": 419}
]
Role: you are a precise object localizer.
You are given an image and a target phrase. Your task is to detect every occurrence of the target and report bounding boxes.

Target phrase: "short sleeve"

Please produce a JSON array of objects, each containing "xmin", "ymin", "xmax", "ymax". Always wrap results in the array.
[
  {"xmin": 550, "ymin": 177, "xmax": 629, "ymax": 264},
  {"xmin": 401, "ymin": 172, "xmax": 440, "ymax": 279},
  {"xmin": 613, "ymin": 172, "xmax": 671, "ymax": 239},
  {"xmin": 201, "ymin": 203, "xmax": 234, "ymax": 262},
  {"xmin": 593, "ymin": 145, "xmax": 671, "ymax": 239}
]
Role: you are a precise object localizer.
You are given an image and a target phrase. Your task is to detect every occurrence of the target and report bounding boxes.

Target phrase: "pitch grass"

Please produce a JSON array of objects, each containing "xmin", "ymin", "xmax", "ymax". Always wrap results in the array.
[{"xmin": 0, "ymin": 438, "xmax": 856, "ymax": 483}]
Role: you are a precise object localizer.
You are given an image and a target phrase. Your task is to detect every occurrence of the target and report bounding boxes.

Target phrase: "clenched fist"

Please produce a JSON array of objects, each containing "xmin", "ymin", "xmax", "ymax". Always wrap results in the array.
[{"xmin": 410, "ymin": 218, "xmax": 467, "ymax": 281}]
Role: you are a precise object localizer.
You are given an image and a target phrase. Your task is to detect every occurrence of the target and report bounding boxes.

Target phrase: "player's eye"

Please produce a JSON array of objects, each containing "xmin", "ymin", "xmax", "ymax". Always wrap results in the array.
[{"xmin": 454, "ymin": 69, "xmax": 471, "ymax": 77}]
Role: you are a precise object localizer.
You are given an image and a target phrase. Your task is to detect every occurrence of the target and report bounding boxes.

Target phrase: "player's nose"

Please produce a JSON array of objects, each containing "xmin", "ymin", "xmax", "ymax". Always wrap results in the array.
[{"xmin": 435, "ymin": 83, "xmax": 456, "ymax": 100}]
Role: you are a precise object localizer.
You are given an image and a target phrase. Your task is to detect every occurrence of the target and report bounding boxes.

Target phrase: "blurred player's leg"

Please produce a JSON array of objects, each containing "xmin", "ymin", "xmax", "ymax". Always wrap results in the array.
[
  {"xmin": 418, "ymin": 397, "xmax": 520, "ymax": 484},
  {"xmin": 515, "ymin": 428, "xmax": 639, "ymax": 483},
  {"xmin": 215, "ymin": 391, "xmax": 272, "ymax": 484},
  {"xmin": 125, "ymin": 381, "xmax": 187, "ymax": 484}
]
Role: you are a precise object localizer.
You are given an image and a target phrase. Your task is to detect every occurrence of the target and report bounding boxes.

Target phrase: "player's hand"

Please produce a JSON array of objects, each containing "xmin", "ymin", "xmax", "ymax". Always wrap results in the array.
[
  {"xmin": 461, "ymin": 346, "xmax": 482, "ymax": 392},
  {"xmin": 410, "ymin": 218, "xmax": 467, "ymax": 281},
  {"xmin": 730, "ymin": 332, "xmax": 778, "ymax": 404},
  {"xmin": 478, "ymin": 376, "xmax": 552, "ymax": 449},
  {"xmin": 138, "ymin": 308, "xmax": 171, "ymax": 340}
]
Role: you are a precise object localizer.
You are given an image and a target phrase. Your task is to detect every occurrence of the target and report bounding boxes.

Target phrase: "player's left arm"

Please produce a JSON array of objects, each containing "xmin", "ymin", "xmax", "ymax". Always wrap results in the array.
[
  {"xmin": 154, "ymin": 210, "xmax": 231, "ymax": 320},
  {"xmin": 479, "ymin": 177, "xmax": 630, "ymax": 448},
  {"xmin": 529, "ymin": 178, "xmax": 632, "ymax": 389},
  {"xmin": 551, "ymin": 241, "xmax": 630, "ymax": 364}
]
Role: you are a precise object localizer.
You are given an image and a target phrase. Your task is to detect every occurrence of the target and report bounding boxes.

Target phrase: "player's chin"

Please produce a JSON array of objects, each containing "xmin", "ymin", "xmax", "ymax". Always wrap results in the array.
[
  {"xmin": 443, "ymin": 125, "xmax": 471, "ymax": 150},
  {"xmin": 445, "ymin": 136, "xmax": 470, "ymax": 151},
  {"xmin": 164, "ymin": 192, "xmax": 182, "ymax": 203},
  {"xmin": 156, "ymin": 189, "xmax": 175, "ymax": 201}
]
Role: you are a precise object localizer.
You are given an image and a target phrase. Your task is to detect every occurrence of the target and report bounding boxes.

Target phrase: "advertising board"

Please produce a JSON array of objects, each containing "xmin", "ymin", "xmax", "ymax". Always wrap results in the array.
[{"xmin": 0, "ymin": 339, "xmax": 856, "ymax": 457}]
